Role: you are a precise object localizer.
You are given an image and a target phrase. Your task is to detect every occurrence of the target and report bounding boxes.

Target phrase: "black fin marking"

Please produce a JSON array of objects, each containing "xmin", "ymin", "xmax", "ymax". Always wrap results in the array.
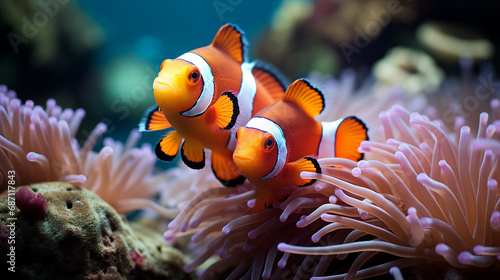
[
  {"xmin": 220, "ymin": 91, "xmax": 239, "ymax": 130},
  {"xmin": 253, "ymin": 59, "xmax": 290, "ymax": 91},
  {"xmin": 298, "ymin": 157, "xmax": 321, "ymax": 187},
  {"xmin": 180, "ymin": 141, "xmax": 205, "ymax": 170},
  {"xmin": 155, "ymin": 141, "xmax": 177, "ymax": 162}
]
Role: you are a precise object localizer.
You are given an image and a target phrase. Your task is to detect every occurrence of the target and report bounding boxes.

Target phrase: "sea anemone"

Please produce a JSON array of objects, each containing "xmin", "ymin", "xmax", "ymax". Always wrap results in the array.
[
  {"xmin": 278, "ymin": 103, "xmax": 500, "ymax": 278},
  {"xmin": 425, "ymin": 57, "xmax": 499, "ymax": 134},
  {"xmin": 164, "ymin": 88, "xmax": 499, "ymax": 278},
  {"xmin": 156, "ymin": 151, "xmax": 224, "ymax": 211},
  {"xmin": 162, "ymin": 72, "xmax": 436, "ymax": 279},
  {"xmin": 0, "ymin": 85, "xmax": 173, "ymax": 215}
]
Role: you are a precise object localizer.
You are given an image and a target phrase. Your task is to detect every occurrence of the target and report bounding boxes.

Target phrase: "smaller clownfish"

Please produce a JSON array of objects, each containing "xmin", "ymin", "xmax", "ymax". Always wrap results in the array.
[{"xmin": 233, "ymin": 79, "xmax": 369, "ymax": 212}]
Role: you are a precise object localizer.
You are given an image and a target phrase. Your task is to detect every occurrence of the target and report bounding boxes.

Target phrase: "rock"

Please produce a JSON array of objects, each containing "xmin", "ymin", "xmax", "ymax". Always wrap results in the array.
[{"xmin": 0, "ymin": 182, "xmax": 193, "ymax": 280}]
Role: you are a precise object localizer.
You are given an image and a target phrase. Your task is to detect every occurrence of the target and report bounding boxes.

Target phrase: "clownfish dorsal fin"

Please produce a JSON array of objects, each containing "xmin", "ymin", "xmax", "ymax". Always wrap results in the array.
[
  {"xmin": 139, "ymin": 105, "xmax": 172, "ymax": 132},
  {"xmin": 252, "ymin": 60, "xmax": 289, "ymax": 102},
  {"xmin": 211, "ymin": 23, "xmax": 247, "ymax": 64},
  {"xmin": 155, "ymin": 131, "xmax": 183, "ymax": 162},
  {"xmin": 288, "ymin": 157, "xmax": 321, "ymax": 187},
  {"xmin": 282, "ymin": 79, "xmax": 325, "ymax": 118},
  {"xmin": 335, "ymin": 116, "xmax": 369, "ymax": 161}
]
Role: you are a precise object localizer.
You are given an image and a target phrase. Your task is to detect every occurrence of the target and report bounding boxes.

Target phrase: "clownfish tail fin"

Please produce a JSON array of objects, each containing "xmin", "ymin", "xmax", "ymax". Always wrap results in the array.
[
  {"xmin": 212, "ymin": 91, "xmax": 239, "ymax": 131},
  {"xmin": 288, "ymin": 157, "xmax": 322, "ymax": 187},
  {"xmin": 335, "ymin": 116, "xmax": 369, "ymax": 161},
  {"xmin": 155, "ymin": 130, "xmax": 182, "ymax": 161},
  {"xmin": 252, "ymin": 60, "xmax": 289, "ymax": 102},
  {"xmin": 282, "ymin": 79, "xmax": 325, "ymax": 118},
  {"xmin": 212, "ymin": 23, "xmax": 247, "ymax": 64},
  {"xmin": 139, "ymin": 105, "xmax": 171, "ymax": 132},
  {"xmin": 181, "ymin": 138, "xmax": 205, "ymax": 169}
]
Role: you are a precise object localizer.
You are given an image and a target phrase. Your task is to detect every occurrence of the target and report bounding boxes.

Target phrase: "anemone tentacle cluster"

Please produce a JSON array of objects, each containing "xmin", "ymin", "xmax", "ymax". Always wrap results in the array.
[
  {"xmin": 0, "ymin": 86, "xmax": 173, "ymax": 215},
  {"xmin": 281, "ymin": 103, "xmax": 500, "ymax": 278},
  {"xmin": 165, "ymin": 96, "xmax": 500, "ymax": 278}
]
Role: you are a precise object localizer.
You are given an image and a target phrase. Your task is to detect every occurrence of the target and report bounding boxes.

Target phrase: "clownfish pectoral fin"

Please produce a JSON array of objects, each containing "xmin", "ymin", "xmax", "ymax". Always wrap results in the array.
[
  {"xmin": 181, "ymin": 139, "xmax": 205, "ymax": 169},
  {"xmin": 252, "ymin": 60, "xmax": 289, "ymax": 102},
  {"xmin": 335, "ymin": 116, "xmax": 369, "ymax": 161},
  {"xmin": 155, "ymin": 131, "xmax": 183, "ymax": 161},
  {"xmin": 288, "ymin": 157, "xmax": 322, "ymax": 187},
  {"xmin": 211, "ymin": 152, "xmax": 245, "ymax": 187},
  {"xmin": 253, "ymin": 187, "xmax": 285, "ymax": 213},
  {"xmin": 139, "ymin": 105, "xmax": 172, "ymax": 132},
  {"xmin": 282, "ymin": 79, "xmax": 325, "ymax": 118},
  {"xmin": 212, "ymin": 23, "xmax": 247, "ymax": 64},
  {"xmin": 212, "ymin": 91, "xmax": 239, "ymax": 131}
]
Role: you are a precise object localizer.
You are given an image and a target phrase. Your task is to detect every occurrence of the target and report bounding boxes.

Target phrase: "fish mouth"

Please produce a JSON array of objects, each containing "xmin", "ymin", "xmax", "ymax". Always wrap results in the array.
[
  {"xmin": 233, "ymin": 151, "xmax": 256, "ymax": 175},
  {"xmin": 153, "ymin": 77, "xmax": 180, "ymax": 93},
  {"xmin": 233, "ymin": 151, "xmax": 255, "ymax": 163}
]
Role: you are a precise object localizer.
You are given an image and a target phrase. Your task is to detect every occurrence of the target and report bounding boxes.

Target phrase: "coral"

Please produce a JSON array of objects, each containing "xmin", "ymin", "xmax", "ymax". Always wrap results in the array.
[
  {"xmin": 417, "ymin": 21, "xmax": 494, "ymax": 65},
  {"xmin": 373, "ymin": 47, "xmax": 444, "ymax": 95},
  {"xmin": 164, "ymin": 98, "xmax": 500, "ymax": 278},
  {"xmin": 0, "ymin": 0, "xmax": 104, "ymax": 114},
  {"xmin": 0, "ymin": 0, "xmax": 104, "ymax": 65},
  {"xmin": 0, "ymin": 182, "xmax": 192, "ymax": 280},
  {"xmin": 256, "ymin": 0, "xmax": 419, "ymax": 76},
  {"xmin": 14, "ymin": 187, "xmax": 47, "ymax": 217},
  {"xmin": 0, "ymin": 86, "xmax": 174, "ymax": 216}
]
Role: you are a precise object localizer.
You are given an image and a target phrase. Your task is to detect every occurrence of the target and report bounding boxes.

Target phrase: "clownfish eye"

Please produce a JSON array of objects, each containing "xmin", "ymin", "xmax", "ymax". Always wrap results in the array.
[
  {"xmin": 264, "ymin": 138, "xmax": 274, "ymax": 149},
  {"xmin": 189, "ymin": 70, "xmax": 200, "ymax": 83}
]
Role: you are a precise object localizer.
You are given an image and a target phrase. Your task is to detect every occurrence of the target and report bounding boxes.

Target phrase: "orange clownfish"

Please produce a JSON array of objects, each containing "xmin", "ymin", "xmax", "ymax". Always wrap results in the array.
[
  {"xmin": 233, "ymin": 79, "xmax": 369, "ymax": 212},
  {"xmin": 139, "ymin": 23, "xmax": 287, "ymax": 186}
]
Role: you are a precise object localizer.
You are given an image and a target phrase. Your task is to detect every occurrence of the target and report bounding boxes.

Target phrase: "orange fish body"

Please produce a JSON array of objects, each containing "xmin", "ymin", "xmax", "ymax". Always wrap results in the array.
[
  {"xmin": 233, "ymin": 79, "xmax": 369, "ymax": 212},
  {"xmin": 140, "ymin": 23, "xmax": 287, "ymax": 186}
]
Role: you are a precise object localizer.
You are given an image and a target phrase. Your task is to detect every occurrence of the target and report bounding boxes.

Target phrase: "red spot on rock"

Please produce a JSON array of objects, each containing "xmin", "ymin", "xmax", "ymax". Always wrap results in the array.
[
  {"xmin": 130, "ymin": 250, "xmax": 143, "ymax": 265},
  {"xmin": 15, "ymin": 187, "xmax": 48, "ymax": 217}
]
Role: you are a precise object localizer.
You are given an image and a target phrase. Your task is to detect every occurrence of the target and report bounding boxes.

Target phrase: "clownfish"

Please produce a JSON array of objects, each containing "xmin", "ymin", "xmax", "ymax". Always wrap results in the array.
[
  {"xmin": 139, "ymin": 23, "xmax": 287, "ymax": 186},
  {"xmin": 233, "ymin": 79, "xmax": 369, "ymax": 212}
]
